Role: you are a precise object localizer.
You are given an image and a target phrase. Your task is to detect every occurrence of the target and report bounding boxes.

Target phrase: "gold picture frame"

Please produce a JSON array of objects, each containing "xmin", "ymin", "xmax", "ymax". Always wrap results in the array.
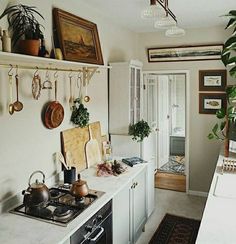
[{"xmin": 53, "ymin": 8, "xmax": 103, "ymax": 65}]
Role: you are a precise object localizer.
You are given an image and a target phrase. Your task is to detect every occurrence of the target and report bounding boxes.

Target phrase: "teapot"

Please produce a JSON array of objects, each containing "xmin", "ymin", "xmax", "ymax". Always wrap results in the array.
[
  {"xmin": 22, "ymin": 171, "xmax": 50, "ymax": 208},
  {"xmin": 70, "ymin": 174, "xmax": 89, "ymax": 198}
]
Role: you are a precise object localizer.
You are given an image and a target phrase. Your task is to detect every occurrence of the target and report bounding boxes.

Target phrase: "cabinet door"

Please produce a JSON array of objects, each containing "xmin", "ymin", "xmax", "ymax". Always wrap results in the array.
[
  {"xmin": 132, "ymin": 168, "xmax": 147, "ymax": 243},
  {"xmin": 113, "ymin": 183, "xmax": 131, "ymax": 244}
]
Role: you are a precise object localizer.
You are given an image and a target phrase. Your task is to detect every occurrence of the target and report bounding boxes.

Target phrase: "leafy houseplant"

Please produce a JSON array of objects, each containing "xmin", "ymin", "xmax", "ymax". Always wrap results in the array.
[
  {"xmin": 129, "ymin": 120, "xmax": 151, "ymax": 142},
  {"xmin": 0, "ymin": 4, "xmax": 44, "ymax": 55},
  {"xmin": 208, "ymin": 10, "xmax": 236, "ymax": 157},
  {"xmin": 71, "ymin": 98, "xmax": 90, "ymax": 128}
]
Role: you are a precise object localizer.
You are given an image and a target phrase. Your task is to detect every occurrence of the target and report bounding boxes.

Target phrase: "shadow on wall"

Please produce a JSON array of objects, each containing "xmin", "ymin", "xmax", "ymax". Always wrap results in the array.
[{"xmin": 108, "ymin": 48, "xmax": 127, "ymax": 62}]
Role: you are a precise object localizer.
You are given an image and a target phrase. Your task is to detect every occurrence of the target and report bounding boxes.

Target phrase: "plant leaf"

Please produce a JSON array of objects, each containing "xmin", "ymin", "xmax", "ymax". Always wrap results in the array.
[
  {"xmin": 230, "ymin": 66, "xmax": 236, "ymax": 77},
  {"xmin": 216, "ymin": 108, "xmax": 226, "ymax": 119},
  {"xmin": 208, "ymin": 133, "xmax": 214, "ymax": 140}
]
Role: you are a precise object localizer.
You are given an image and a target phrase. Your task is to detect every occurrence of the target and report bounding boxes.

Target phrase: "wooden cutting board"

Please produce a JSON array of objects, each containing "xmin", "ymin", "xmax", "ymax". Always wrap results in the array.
[
  {"xmin": 85, "ymin": 124, "xmax": 102, "ymax": 167},
  {"xmin": 61, "ymin": 121, "xmax": 103, "ymax": 172}
]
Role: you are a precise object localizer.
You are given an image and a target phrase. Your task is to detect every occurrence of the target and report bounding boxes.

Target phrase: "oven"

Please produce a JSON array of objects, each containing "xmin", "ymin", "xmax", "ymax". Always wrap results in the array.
[{"xmin": 71, "ymin": 200, "xmax": 112, "ymax": 244}]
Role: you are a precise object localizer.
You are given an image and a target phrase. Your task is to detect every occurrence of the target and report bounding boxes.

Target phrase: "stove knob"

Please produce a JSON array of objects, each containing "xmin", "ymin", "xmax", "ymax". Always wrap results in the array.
[
  {"xmin": 85, "ymin": 225, "xmax": 93, "ymax": 232},
  {"xmin": 97, "ymin": 215, "xmax": 103, "ymax": 221}
]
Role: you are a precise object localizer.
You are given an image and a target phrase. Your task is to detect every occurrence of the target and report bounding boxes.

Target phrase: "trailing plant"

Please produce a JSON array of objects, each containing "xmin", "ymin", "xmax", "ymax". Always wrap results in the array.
[
  {"xmin": 208, "ymin": 10, "xmax": 236, "ymax": 155},
  {"xmin": 71, "ymin": 98, "xmax": 89, "ymax": 128},
  {"xmin": 129, "ymin": 120, "xmax": 151, "ymax": 142},
  {"xmin": 0, "ymin": 4, "xmax": 44, "ymax": 46}
]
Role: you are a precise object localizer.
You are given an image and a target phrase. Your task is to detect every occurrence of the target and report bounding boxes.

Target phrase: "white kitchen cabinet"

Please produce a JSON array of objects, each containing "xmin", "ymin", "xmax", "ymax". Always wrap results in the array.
[
  {"xmin": 113, "ymin": 167, "xmax": 147, "ymax": 244},
  {"xmin": 109, "ymin": 60, "xmax": 143, "ymax": 134}
]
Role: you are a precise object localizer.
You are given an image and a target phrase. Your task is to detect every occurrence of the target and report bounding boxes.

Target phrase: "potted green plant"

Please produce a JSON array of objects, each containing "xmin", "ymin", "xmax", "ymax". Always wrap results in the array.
[
  {"xmin": 71, "ymin": 98, "xmax": 90, "ymax": 128},
  {"xmin": 129, "ymin": 120, "xmax": 151, "ymax": 142},
  {"xmin": 0, "ymin": 4, "xmax": 44, "ymax": 56},
  {"xmin": 208, "ymin": 10, "xmax": 236, "ymax": 157}
]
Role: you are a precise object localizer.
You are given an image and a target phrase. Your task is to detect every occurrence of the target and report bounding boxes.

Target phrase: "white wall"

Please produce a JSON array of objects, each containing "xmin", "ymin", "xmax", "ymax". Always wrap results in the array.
[
  {"xmin": 0, "ymin": 0, "xmax": 138, "ymax": 206},
  {"xmin": 137, "ymin": 26, "xmax": 233, "ymax": 192}
]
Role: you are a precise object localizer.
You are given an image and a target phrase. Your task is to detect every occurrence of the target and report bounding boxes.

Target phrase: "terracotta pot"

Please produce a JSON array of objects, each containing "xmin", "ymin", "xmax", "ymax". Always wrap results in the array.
[{"xmin": 19, "ymin": 39, "xmax": 40, "ymax": 56}]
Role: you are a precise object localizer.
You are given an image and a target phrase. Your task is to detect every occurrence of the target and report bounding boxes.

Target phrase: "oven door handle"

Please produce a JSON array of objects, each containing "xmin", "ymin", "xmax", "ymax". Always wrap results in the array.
[{"xmin": 88, "ymin": 226, "xmax": 104, "ymax": 242}]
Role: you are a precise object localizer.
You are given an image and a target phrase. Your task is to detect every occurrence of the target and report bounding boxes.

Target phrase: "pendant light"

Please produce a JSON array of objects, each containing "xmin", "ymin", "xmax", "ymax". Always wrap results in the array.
[
  {"xmin": 141, "ymin": 0, "xmax": 165, "ymax": 19},
  {"xmin": 165, "ymin": 26, "xmax": 186, "ymax": 37}
]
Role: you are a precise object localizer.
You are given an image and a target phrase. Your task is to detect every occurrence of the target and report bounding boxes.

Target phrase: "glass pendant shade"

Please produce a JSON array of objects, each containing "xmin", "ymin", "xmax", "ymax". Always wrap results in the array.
[
  {"xmin": 165, "ymin": 26, "xmax": 186, "ymax": 37},
  {"xmin": 141, "ymin": 4, "xmax": 165, "ymax": 19},
  {"xmin": 154, "ymin": 16, "xmax": 176, "ymax": 28}
]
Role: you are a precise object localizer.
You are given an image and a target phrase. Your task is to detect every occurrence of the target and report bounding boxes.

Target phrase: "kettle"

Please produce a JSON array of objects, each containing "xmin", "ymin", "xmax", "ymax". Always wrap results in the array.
[
  {"xmin": 22, "ymin": 171, "xmax": 50, "ymax": 208},
  {"xmin": 70, "ymin": 174, "xmax": 89, "ymax": 198}
]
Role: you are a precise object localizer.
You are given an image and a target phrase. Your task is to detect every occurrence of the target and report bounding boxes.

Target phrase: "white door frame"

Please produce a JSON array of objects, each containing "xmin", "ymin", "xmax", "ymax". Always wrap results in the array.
[{"xmin": 143, "ymin": 70, "xmax": 190, "ymax": 194}]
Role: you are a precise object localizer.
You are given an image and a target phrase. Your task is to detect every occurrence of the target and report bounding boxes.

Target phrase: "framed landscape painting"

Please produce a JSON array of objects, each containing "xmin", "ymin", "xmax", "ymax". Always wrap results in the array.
[
  {"xmin": 199, "ymin": 70, "xmax": 227, "ymax": 91},
  {"xmin": 199, "ymin": 93, "xmax": 226, "ymax": 114},
  {"xmin": 148, "ymin": 44, "xmax": 223, "ymax": 62},
  {"xmin": 53, "ymin": 8, "xmax": 103, "ymax": 65}
]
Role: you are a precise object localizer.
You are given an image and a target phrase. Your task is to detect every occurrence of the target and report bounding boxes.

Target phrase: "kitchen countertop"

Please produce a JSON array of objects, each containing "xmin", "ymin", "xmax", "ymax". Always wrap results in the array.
[
  {"xmin": 0, "ymin": 163, "xmax": 147, "ymax": 244},
  {"xmin": 196, "ymin": 151, "xmax": 236, "ymax": 244}
]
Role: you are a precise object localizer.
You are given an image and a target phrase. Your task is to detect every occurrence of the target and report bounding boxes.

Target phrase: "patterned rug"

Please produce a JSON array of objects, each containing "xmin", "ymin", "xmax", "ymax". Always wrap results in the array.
[
  {"xmin": 149, "ymin": 214, "xmax": 201, "ymax": 244},
  {"xmin": 158, "ymin": 156, "xmax": 185, "ymax": 175}
]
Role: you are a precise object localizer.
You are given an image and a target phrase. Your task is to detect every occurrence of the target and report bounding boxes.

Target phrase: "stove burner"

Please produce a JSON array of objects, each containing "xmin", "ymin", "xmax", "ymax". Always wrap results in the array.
[
  {"xmin": 75, "ymin": 197, "xmax": 85, "ymax": 204},
  {"xmin": 26, "ymin": 207, "xmax": 52, "ymax": 218},
  {"xmin": 50, "ymin": 189, "xmax": 60, "ymax": 199},
  {"xmin": 53, "ymin": 206, "xmax": 73, "ymax": 220},
  {"xmin": 54, "ymin": 206, "xmax": 72, "ymax": 217}
]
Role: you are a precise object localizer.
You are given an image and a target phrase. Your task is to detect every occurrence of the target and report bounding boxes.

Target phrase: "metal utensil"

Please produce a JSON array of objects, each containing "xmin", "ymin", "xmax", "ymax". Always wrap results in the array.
[
  {"xmin": 69, "ymin": 74, "xmax": 74, "ymax": 109},
  {"xmin": 13, "ymin": 74, "xmax": 23, "ymax": 112},
  {"xmin": 84, "ymin": 80, "xmax": 90, "ymax": 103},
  {"xmin": 8, "ymin": 74, "xmax": 14, "ymax": 115}
]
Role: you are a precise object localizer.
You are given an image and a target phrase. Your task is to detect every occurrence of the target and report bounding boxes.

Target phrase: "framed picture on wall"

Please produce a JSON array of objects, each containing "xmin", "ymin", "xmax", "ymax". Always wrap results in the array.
[
  {"xmin": 147, "ymin": 44, "xmax": 223, "ymax": 62},
  {"xmin": 199, "ymin": 93, "xmax": 227, "ymax": 114},
  {"xmin": 199, "ymin": 70, "xmax": 227, "ymax": 91},
  {"xmin": 53, "ymin": 8, "xmax": 104, "ymax": 65}
]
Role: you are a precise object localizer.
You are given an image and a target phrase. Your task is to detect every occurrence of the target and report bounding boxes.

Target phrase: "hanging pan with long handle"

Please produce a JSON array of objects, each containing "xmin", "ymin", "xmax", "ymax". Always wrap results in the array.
[{"xmin": 43, "ymin": 71, "xmax": 64, "ymax": 129}]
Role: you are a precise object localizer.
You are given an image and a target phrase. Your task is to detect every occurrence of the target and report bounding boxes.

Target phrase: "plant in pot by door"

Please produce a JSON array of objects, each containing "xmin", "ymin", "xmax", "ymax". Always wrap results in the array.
[
  {"xmin": 208, "ymin": 10, "xmax": 236, "ymax": 157},
  {"xmin": 128, "ymin": 119, "xmax": 151, "ymax": 142},
  {"xmin": 0, "ymin": 4, "xmax": 44, "ymax": 56},
  {"xmin": 71, "ymin": 98, "xmax": 90, "ymax": 128}
]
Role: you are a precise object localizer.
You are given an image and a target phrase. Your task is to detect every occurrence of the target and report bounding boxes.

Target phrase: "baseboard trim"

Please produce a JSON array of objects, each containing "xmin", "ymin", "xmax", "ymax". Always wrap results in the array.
[{"xmin": 188, "ymin": 190, "xmax": 208, "ymax": 197}]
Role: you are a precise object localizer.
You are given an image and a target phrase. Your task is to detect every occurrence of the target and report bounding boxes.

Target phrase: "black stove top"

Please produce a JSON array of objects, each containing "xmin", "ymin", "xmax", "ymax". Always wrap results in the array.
[{"xmin": 10, "ymin": 185, "xmax": 105, "ymax": 226}]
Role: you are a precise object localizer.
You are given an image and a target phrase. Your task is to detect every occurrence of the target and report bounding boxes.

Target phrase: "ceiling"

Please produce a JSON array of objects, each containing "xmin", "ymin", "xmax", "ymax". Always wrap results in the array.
[{"xmin": 85, "ymin": 0, "xmax": 235, "ymax": 32}]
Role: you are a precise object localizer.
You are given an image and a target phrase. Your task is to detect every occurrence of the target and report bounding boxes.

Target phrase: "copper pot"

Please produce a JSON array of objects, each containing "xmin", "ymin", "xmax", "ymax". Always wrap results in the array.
[
  {"xmin": 19, "ymin": 39, "xmax": 40, "ymax": 56},
  {"xmin": 70, "ymin": 174, "xmax": 89, "ymax": 198},
  {"xmin": 22, "ymin": 171, "xmax": 50, "ymax": 208}
]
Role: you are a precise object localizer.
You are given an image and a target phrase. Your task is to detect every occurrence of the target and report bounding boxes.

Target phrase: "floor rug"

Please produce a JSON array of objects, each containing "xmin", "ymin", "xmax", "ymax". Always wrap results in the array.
[
  {"xmin": 149, "ymin": 214, "xmax": 201, "ymax": 244},
  {"xmin": 158, "ymin": 156, "xmax": 185, "ymax": 175}
]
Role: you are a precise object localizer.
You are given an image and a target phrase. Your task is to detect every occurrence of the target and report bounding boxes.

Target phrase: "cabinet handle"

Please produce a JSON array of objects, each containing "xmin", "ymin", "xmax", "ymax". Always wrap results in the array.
[{"xmin": 136, "ymin": 182, "xmax": 138, "ymax": 186}]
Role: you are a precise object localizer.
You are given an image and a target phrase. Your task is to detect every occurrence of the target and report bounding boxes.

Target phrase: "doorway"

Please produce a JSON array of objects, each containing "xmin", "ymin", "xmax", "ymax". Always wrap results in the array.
[{"xmin": 143, "ymin": 71, "xmax": 189, "ymax": 192}]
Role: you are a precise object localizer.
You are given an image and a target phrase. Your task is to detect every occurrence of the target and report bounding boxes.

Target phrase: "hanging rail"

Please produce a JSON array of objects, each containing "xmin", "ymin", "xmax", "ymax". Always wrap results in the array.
[{"xmin": 0, "ymin": 63, "xmax": 100, "ymax": 73}]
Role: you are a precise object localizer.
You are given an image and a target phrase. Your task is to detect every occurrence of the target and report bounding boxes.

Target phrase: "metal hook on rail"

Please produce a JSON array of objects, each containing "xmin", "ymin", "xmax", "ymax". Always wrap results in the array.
[
  {"xmin": 54, "ymin": 69, "xmax": 58, "ymax": 79},
  {"xmin": 68, "ymin": 69, "xmax": 73, "ymax": 78},
  {"xmin": 33, "ymin": 66, "xmax": 39, "ymax": 77},
  {"xmin": 15, "ymin": 65, "xmax": 19, "ymax": 77},
  {"xmin": 8, "ymin": 64, "xmax": 14, "ymax": 76}
]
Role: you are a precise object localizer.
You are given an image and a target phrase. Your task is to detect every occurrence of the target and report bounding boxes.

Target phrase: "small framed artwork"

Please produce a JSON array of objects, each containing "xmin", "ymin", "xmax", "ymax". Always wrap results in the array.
[
  {"xmin": 199, "ymin": 93, "xmax": 227, "ymax": 114},
  {"xmin": 147, "ymin": 44, "xmax": 223, "ymax": 62},
  {"xmin": 53, "ymin": 8, "xmax": 103, "ymax": 65},
  {"xmin": 199, "ymin": 70, "xmax": 227, "ymax": 91}
]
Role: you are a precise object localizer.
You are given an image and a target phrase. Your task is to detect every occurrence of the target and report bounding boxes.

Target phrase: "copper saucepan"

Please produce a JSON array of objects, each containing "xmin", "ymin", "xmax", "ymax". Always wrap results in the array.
[{"xmin": 43, "ymin": 74, "xmax": 64, "ymax": 129}]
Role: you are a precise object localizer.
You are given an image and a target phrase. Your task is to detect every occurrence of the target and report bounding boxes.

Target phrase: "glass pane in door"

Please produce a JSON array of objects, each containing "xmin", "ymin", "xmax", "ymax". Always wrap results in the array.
[
  {"xmin": 136, "ymin": 69, "xmax": 141, "ymax": 122},
  {"xmin": 130, "ymin": 68, "xmax": 135, "ymax": 124}
]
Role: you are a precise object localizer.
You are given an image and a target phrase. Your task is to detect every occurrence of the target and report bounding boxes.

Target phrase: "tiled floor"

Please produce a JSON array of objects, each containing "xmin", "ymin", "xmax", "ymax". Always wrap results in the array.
[{"xmin": 136, "ymin": 188, "xmax": 207, "ymax": 244}]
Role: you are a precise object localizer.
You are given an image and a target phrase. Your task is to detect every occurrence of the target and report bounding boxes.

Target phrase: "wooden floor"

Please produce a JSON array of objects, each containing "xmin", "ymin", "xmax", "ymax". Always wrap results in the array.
[{"xmin": 155, "ymin": 171, "xmax": 186, "ymax": 192}]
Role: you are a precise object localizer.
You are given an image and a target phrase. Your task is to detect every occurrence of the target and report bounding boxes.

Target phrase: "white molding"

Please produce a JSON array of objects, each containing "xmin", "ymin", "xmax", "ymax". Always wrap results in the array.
[{"xmin": 188, "ymin": 190, "xmax": 208, "ymax": 197}]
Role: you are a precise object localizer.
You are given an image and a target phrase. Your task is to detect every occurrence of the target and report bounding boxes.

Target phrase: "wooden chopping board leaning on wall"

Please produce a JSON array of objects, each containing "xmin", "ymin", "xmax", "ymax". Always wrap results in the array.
[{"xmin": 61, "ymin": 121, "xmax": 104, "ymax": 172}]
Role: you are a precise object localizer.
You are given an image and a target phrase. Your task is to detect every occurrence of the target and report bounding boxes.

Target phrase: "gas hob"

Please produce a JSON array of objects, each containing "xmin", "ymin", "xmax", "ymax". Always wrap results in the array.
[{"xmin": 10, "ymin": 185, "xmax": 105, "ymax": 226}]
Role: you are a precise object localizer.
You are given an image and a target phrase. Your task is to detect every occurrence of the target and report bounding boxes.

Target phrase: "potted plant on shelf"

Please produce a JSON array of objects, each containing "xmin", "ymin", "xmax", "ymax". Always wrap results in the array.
[
  {"xmin": 128, "ymin": 120, "xmax": 151, "ymax": 142},
  {"xmin": 208, "ymin": 10, "xmax": 236, "ymax": 157},
  {"xmin": 0, "ymin": 4, "xmax": 44, "ymax": 56}
]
